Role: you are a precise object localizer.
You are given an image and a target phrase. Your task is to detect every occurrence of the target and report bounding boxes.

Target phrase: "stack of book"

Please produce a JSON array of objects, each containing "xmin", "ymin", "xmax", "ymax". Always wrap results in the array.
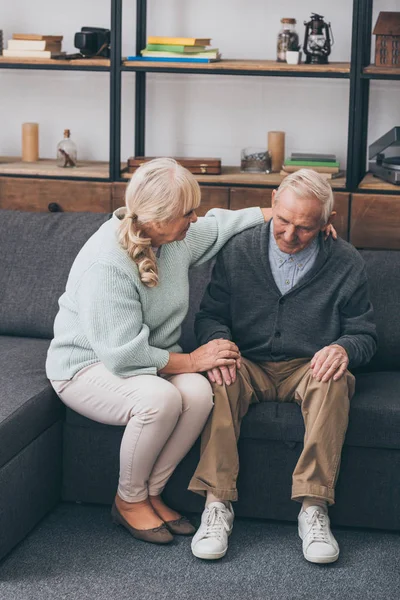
[
  {"xmin": 127, "ymin": 36, "xmax": 221, "ymax": 63},
  {"xmin": 3, "ymin": 34, "xmax": 64, "ymax": 59},
  {"xmin": 280, "ymin": 153, "xmax": 344, "ymax": 180}
]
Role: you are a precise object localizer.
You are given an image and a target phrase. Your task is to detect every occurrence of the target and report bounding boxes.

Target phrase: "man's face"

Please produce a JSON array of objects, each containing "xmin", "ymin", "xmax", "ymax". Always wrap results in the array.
[{"xmin": 271, "ymin": 188, "xmax": 325, "ymax": 254}]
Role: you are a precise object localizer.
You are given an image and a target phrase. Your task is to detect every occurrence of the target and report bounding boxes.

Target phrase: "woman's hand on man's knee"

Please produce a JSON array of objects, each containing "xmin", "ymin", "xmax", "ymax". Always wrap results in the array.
[{"xmin": 189, "ymin": 339, "xmax": 240, "ymax": 373}]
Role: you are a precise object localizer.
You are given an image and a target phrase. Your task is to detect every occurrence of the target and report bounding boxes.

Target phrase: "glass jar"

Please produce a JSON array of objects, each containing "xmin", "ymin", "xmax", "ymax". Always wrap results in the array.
[
  {"xmin": 241, "ymin": 148, "xmax": 271, "ymax": 173},
  {"xmin": 277, "ymin": 18, "xmax": 299, "ymax": 62},
  {"xmin": 57, "ymin": 129, "xmax": 77, "ymax": 168}
]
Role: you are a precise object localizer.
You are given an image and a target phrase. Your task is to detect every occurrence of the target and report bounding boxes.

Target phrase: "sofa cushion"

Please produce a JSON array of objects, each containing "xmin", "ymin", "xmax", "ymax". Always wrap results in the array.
[
  {"xmin": 0, "ymin": 210, "xmax": 110, "ymax": 339},
  {"xmin": 0, "ymin": 336, "xmax": 63, "ymax": 468},
  {"xmin": 65, "ymin": 370, "xmax": 400, "ymax": 451},
  {"xmin": 359, "ymin": 250, "xmax": 400, "ymax": 371}
]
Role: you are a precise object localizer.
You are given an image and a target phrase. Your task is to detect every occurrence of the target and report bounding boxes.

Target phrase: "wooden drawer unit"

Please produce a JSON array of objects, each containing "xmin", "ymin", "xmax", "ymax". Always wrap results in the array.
[
  {"xmin": 350, "ymin": 193, "xmax": 400, "ymax": 249},
  {"xmin": 332, "ymin": 192, "xmax": 350, "ymax": 241},
  {"xmin": 199, "ymin": 186, "xmax": 229, "ymax": 215},
  {"xmin": 112, "ymin": 182, "xmax": 128, "ymax": 211},
  {"xmin": 112, "ymin": 184, "xmax": 229, "ymax": 216},
  {"xmin": 229, "ymin": 187, "xmax": 273, "ymax": 210},
  {"xmin": 0, "ymin": 178, "xmax": 112, "ymax": 213}
]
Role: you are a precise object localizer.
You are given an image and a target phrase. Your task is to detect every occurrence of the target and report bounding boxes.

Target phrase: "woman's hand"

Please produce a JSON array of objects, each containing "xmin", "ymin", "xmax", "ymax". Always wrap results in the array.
[
  {"xmin": 261, "ymin": 207, "xmax": 272, "ymax": 221},
  {"xmin": 189, "ymin": 339, "xmax": 240, "ymax": 373},
  {"xmin": 323, "ymin": 212, "xmax": 338, "ymax": 240}
]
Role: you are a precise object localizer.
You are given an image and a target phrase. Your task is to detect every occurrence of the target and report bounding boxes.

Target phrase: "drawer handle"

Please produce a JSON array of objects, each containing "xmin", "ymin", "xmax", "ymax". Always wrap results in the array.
[{"xmin": 48, "ymin": 202, "xmax": 62, "ymax": 213}]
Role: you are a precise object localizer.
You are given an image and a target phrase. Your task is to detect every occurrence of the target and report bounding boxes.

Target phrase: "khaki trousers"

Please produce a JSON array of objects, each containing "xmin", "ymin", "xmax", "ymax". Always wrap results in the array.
[{"xmin": 188, "ymin": 357, "xmax": 355, "ymax": 506}]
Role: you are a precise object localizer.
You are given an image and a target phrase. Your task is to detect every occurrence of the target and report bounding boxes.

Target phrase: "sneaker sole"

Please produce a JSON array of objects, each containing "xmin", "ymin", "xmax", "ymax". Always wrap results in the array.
[
  {"xmin": 303, "ymin": 552, "xmax": 339, "ymax": 564},
  {"xmin": 191, "ymin": 528, "xmax": 233, "ymax": 560},
  {"xmin": 191, "ymin": 547, "xmax": 228, "ymax": 560},
  {"xmin": 298, "ymin": 526, "xmax": 339, "ymax": 564}
]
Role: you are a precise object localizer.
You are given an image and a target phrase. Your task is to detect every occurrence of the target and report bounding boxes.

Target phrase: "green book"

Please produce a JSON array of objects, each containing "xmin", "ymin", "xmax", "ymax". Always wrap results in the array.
[
  {"xmin": 146, "ymin": 44, "xmax": 207, "ymax": 53},
  {"xmin": 284, "ymin": 159, "xmax": 340, "ymax": 168}
]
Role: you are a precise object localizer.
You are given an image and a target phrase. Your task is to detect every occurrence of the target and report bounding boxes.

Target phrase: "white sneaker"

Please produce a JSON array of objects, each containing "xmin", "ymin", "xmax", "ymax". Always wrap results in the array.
[
  {"xmin": 298, "ymin": 506, "xmax": 339, "ymax": 564},
  {"xmin": 191, "ymin": 502, "xmax": 234, "ymax": 560}
]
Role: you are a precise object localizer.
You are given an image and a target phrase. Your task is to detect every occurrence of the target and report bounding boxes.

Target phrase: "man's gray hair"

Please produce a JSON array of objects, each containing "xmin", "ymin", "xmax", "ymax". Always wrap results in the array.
[{"xmin": 274, "ymin": 169, "xmax": 334, "ymax": 224}]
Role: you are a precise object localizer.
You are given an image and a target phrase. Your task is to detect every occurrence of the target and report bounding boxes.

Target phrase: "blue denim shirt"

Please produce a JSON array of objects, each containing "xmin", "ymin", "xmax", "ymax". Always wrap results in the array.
[{"xmin": 268, "ymin": 220, "xmax": 319, "ymax": 295}]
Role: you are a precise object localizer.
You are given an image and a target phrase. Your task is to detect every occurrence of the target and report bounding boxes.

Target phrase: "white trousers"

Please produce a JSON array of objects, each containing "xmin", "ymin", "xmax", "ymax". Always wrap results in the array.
[{"xmin": 51, "ymin": 362, "xmax": 213, "ymax": 502}]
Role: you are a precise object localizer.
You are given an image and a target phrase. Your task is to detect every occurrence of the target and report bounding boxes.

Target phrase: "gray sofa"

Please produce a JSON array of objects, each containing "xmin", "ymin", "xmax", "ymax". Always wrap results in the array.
[{"xmin": 1, "ymin": 209, "xmax": 399, "ymax": 562}]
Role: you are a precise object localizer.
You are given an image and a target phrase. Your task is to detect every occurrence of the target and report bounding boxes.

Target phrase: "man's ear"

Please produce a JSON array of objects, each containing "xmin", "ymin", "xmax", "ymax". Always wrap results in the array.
[
  {"xmin": 321, "ymin": 211, "xmax": 336, "ymax": 231},
  {"xmin": 271, "ymin": 189, "xmax": 277, "ymax": 203}
]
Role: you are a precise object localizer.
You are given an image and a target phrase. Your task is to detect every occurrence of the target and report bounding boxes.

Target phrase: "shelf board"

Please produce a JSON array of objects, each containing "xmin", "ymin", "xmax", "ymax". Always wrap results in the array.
[
  {"xmin": 123, "ymin": 59, "xmax": 350, "ymax": 78},
  {"xmin": 362, "ymin": 65, "xmax": 400, "ymax": 79},
  {"xmin": 0, "ymin": 158, "xmax": 110, "ymax": 179},
  {"xmin": 0, "ymin": 57, "xmax": 110, "ymax": 71},
  {"xmin": 358, "ymin": 173, "xmax": 400, "ymax": 192},
  {"xmin": 121, "ymin": 165, "xmax": 347, "ymax": 189}
]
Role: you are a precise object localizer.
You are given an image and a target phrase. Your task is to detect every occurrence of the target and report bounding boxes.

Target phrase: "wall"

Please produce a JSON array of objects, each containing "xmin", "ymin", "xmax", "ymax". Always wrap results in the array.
[{"xmin": 1, "ymin": 0, "xmax": 400, "ymax": 168}]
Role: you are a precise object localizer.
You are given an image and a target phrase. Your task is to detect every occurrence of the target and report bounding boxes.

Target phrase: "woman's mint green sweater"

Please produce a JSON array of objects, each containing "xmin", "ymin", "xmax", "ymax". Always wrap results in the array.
[{"xmin": 45, "ymin": 207, "xmax": 263, "ymax": 380}]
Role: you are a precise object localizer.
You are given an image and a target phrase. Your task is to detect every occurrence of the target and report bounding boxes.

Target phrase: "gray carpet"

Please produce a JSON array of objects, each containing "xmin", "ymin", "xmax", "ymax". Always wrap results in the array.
[{"xmin": 0, "ymin": 503, "xmax": 399, "ymax": 600}]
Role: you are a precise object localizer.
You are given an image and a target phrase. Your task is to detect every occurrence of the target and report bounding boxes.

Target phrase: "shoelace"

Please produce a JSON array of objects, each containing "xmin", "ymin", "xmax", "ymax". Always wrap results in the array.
[
  {"xmin": 203, "ymin": 505, "xmax": 230, "ymax": 541},
  {"xmin": 306, "ymin": 510, "xmax": 329, "ymax": 543}
]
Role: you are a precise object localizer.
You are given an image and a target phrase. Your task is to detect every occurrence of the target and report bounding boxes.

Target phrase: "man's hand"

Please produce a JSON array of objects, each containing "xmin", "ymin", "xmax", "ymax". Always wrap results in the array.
[
  {"xmin": 207, "ymin": 357, "xmax": 241, "ymax": 386},
  {"xmin": 311, "ymin": 344, "xmax": 349, "ymax": 382}
]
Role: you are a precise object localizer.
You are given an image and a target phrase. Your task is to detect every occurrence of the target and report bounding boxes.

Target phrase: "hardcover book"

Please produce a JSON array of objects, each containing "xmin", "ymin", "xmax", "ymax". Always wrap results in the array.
[
  {"xmin": 284, "ymin": 159, "xmax": 340, "ymax": 168},
  {"xmin": 8, "ymin": 39, "xmax": 62, "ymax": 51},
  {"xmin": 3, "ymin": 49, "xmax": 65, "ymax": 59},
  {"xmin": 147, "ymin": 36, "xmax": 211, "ymax": 46},
  {"xmin": 141, "ymin": 49, "xmax": 220, "ymax": 59},
  {"xmin": 291, "ymin": 153, "xmax": 337, "ymax": 162},
  {"xmin": 12, "ymin": 34, "xmax": 63, "ymax": 42},
  {"xmin": 146, "ymin": 44, "xmax": 207, "ymax": 52},
  {"xmin": 127, "ymin": 56, "xmax": 219, "ymax": 63}
]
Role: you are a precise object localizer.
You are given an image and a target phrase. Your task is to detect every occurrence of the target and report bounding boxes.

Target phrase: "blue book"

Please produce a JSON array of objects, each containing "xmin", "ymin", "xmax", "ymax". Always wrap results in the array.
[{"xmin": 126, "ymin": 55, "xmax": 218, "ymax": 63}]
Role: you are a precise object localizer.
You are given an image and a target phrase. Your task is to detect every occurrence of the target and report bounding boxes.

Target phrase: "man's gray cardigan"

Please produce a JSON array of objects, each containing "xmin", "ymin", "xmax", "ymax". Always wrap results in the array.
[{"xmin": 195, "ymin": 221, "xmax": 377, "ymax": 369}]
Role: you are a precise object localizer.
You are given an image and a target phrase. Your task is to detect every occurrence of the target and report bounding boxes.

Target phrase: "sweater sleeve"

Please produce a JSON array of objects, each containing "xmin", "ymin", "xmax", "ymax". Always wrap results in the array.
[
  {"xmin": 332, "ymin": 269, "xmax": 377, "ymax": 369},
  {"xmin": 185, "ymin": 207, "xmax": 264, "ymax": 267},
  {"xmin": 75, "ymin": 262, "xmax": 170, "ymax": 376},
  {"xmin": 195, "ymin": 250, "xmax": 233, "ymax": 345}
]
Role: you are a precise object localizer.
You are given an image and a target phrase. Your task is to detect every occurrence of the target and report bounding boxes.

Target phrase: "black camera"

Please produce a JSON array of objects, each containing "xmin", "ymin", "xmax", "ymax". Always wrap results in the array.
[{"xmin": 74, "ymin": 27, "xmax": 110, "ymax": 58}]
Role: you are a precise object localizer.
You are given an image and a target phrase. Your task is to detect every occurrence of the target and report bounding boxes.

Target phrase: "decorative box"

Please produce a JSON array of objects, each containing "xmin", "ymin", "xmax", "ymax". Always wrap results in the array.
[{"xmin": 127, "ymin": 156, "xmax": 221, "ymax": 175}]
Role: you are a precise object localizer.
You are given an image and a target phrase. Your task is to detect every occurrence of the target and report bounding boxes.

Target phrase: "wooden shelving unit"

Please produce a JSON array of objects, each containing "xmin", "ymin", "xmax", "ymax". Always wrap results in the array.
[
  {"xmin": 362, "ymin": 65, "xmax": 400, "ymax": 79},
  {"xmin": 121, "ymin": 165, "xmax": 347, "ymax": 189},
  {"xmin": 0, "ymin": 158, "xmax": 110, "ymax": 179},
  {"xmin": 123, "ymin": 59, "xmax": 351, "ymax": 77},
  {"xmin": 358, "ymin": 173, "xmax": 400, "ymax": 192},
  {"xmin": 0, "ymin": 57, "xmax": 110, "ymax": 71}
]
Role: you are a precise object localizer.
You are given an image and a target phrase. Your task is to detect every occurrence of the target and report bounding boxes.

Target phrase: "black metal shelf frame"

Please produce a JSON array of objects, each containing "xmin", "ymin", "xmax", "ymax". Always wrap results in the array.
[
  {"xmin": 128, "ymin": 0, "xmax": 390, "ymax": 194},
  {"xmin": 1, "ymin": 0, "xmax": 399, "ymax": 195}
]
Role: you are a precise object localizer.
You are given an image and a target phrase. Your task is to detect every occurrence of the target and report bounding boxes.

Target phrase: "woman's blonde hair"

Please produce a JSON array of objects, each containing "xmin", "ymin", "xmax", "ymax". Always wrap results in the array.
[
  {"xmin": 118, "ymin": 157, "xmax": 201, "ymax": 287},
  {"xmin": 275, "ymin": 168, "xmax": 334, "ymax": 224}
]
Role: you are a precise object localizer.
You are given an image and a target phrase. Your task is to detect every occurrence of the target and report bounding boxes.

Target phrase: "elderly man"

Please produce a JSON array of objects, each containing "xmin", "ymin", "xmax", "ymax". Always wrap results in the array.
[{"xmin": 189, "ymin": 169, "xmax": 377, "ymax": 564}]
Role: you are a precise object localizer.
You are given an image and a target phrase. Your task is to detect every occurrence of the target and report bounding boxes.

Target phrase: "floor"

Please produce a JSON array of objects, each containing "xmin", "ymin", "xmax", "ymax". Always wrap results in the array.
[{"xmin": 0, "ymin": 503, "xmax": 399, "ymax": 600}]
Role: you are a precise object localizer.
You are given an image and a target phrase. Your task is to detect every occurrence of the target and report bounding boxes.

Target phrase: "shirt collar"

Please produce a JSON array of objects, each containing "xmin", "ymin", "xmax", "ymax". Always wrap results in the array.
[{"xmin": 269, "ymin": 220, "xmax": 319, "ymax": 269}]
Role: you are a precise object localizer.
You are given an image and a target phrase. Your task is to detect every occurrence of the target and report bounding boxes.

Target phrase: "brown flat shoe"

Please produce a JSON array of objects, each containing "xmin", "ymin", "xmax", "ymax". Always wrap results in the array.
[
  {"xmin": 164, "ymin": 516, "xmax": 196, "ymax": 535},
  {"xmin": 111, "ymin": 502, "xmax": 174, "ymax": 544}
]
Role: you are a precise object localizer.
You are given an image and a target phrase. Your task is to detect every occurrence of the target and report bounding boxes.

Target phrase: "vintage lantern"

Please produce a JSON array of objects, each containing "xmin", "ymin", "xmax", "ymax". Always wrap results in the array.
[{"xmin": 303, "ymin": 13, "xmax": 334, "ymax": 64}]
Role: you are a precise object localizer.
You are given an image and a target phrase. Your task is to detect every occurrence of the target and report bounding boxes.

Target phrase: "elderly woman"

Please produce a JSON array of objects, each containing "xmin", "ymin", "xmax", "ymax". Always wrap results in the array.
[{"xmin": 46, "ymin": 157, "xmax": 271, "ymax": 545}]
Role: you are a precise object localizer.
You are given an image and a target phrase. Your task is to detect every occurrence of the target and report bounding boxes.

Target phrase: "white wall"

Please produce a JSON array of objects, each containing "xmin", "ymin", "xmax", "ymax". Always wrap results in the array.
[{"xmin": 1, "ymin": 0, "xmax": 400, "ymax": 168}]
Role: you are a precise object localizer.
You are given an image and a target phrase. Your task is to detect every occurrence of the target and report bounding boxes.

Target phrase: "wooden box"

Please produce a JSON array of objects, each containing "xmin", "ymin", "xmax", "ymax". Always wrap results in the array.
[
  {"xmin": 127, "ymin": 156, "xmax": 221, "ymax": 175},
  {"xmin": 373, "ymin": 12, "xmax": 400, "ymax": 67}
]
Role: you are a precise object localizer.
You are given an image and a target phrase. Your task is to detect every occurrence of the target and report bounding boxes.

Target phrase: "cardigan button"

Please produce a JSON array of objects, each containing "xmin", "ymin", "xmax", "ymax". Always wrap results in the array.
[{"xmin": 274, "ymin": 331, "xmax": 281, "ymax": 338}]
